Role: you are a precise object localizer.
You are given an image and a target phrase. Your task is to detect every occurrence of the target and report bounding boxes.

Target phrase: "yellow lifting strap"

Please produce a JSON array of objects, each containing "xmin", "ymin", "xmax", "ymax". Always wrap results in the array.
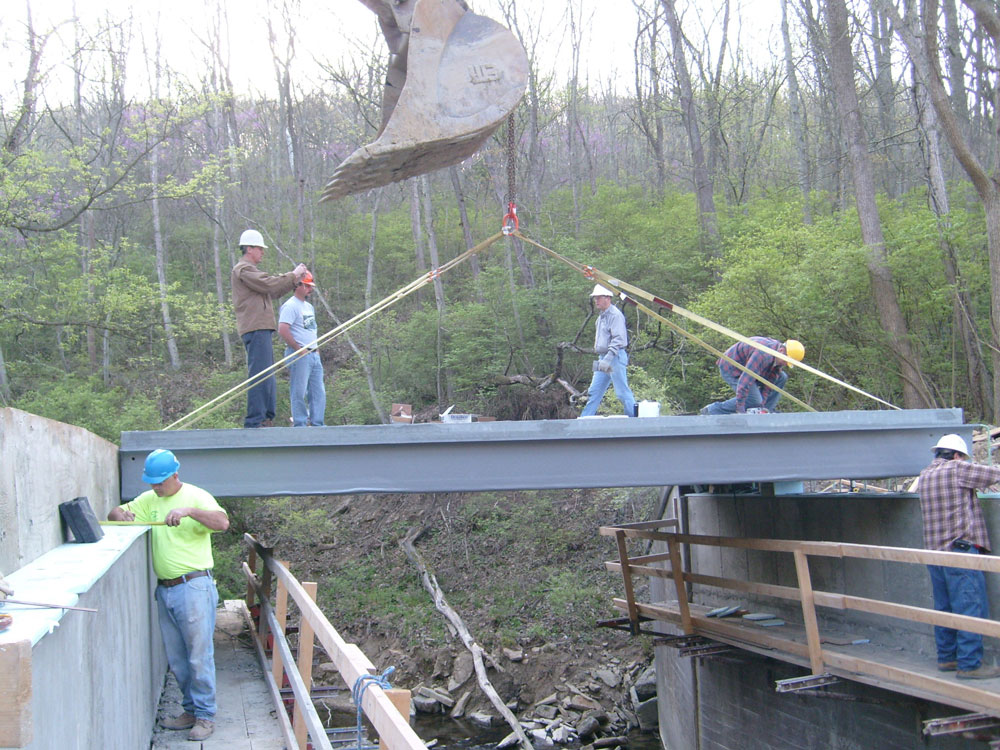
[
  {"xmin": 515, "ymin": 231, "xmax": 900, "ymax": 412},
  {"xmin": 164, "ymin": 231, "xmax": 506, "ymax": 430}
]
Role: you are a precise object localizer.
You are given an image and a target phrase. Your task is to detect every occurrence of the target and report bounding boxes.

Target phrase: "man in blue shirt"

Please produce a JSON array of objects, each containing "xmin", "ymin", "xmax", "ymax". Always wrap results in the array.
[
  {"xmin": 278, "ymin": 273, "xmax": 326, "ymax": 426},
  {"xmin": 580, "ymin": 284, "xmax": 636, "ymax": 417},
  {"xmin": 700, "ymin": 337, "xmax": 804, "ymax": 415}
]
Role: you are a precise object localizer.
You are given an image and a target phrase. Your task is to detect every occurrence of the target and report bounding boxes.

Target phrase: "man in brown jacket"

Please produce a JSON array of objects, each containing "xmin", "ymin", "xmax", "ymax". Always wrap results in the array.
[{"xmin": 231, "ymin": 229, "xmax": 308, "ymax": 428}]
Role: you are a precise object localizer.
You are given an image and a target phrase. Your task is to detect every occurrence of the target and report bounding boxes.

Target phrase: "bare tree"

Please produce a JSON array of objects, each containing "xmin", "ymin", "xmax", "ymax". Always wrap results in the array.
[
  {"xmin": 881, "ymin": 0, "xmax": 1000, "ymax": 412},
  {"xmin": 267, "ymin": 0, "xmax": 306, "ymax": 249},
  {"xmin": 781, "ymin": 0, "xmax": 813, "ymax": 223},
  {"xmin": 827, "ymin": 0, "xmax": 933, "ymax": 408},
  {"xmin": 196, "ymin": 0, "xmax": 235, "ymax": 367},
  {"xmin": 914, "ymin": 75, "xmax": 991, "ymax": 417},
  {"xmin": 145, "ymin": 22, "xmax": 181, "ymax": 371},
  {"xmin": 632, "ymin": 1, "xmax": 667, "ymax": 192},
  {"xmin": 660, "ymin": 0, "xmax": 720, "ymax": 258},
  {"xmin": 420, "ymin": 174, "xmax": 452, "ymax": 405},
  {"xmin": 449, "ymin": 166, "xmax": 484, "ymax": 302}
]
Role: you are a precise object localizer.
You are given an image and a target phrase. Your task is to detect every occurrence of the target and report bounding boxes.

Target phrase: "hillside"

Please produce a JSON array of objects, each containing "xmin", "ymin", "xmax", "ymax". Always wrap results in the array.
[{"xmin": 213, "ymin": 487, "xmax": 661, "ymax": 740}]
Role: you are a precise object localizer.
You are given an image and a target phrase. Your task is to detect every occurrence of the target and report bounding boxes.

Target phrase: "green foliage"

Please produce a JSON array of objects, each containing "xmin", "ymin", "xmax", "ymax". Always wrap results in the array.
[
  {"xmin": 183, "ymin": 370, "xmax": 248, "ymax": 429},
  {"xmin": 320, "ymin": 559, "xmax": 443, "ymax": 640},
  {"xmin": 14, "ymin": 376, "xmax": 161, "ymax": 442}
]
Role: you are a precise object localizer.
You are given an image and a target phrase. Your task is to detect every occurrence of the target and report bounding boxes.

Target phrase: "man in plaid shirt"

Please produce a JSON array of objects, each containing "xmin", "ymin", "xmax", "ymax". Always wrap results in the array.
[
  {"xmin": 700, "ymin": 337, "xmax": 803, "ymax": 415},
  {"xmin": 919, "ymin": 433, "xmax": 1000, "ymax": 679}
]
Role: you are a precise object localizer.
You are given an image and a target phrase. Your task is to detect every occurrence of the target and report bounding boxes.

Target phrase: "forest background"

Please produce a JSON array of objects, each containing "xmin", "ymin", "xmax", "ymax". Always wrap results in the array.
[{"xmin": 3, "ymin": 0, "xmax": 1000, "ymax": 437}]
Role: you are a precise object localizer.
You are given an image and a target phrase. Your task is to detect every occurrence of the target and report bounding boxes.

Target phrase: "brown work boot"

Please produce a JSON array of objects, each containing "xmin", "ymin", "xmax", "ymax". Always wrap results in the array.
[
  {"xmin": 956, "ymin": 664, "xmax": 1000, "ymax": 679},
  {"xmin": 160, "ymin": 712, "xmax": 195, "ymax": 730},
  {"xmin": 937, "ymin": 661, "xmax": 958, "ymax": 671},
  {"xmin": 188, "ymin": 718, "xmax": 214, "ymax": 741}
]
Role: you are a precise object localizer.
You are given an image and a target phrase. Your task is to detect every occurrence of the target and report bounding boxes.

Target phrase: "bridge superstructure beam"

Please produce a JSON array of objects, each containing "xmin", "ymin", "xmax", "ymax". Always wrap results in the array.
[{"xmin": 118, "ymin": 409, "xmax": 967, "ymax": 499}]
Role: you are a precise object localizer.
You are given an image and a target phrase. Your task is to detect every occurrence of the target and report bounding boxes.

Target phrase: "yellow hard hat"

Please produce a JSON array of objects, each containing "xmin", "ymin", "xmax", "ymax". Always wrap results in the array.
[{"xmin": 784, "ymin": 339, "xmax": 805, "ymax": 363}]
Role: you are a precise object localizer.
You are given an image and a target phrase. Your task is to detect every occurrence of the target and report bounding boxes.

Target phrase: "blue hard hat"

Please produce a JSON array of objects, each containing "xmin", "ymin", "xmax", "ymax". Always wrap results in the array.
[{"xmin": 142, "ymin": 449, "xmax": 180, "ymax": 484}]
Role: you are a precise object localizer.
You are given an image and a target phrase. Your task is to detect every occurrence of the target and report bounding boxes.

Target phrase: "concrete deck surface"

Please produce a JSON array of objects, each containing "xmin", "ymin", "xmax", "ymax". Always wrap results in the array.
[{"xmin": 152, "ymin": 601, "xmax": 286, "ymax": 748}]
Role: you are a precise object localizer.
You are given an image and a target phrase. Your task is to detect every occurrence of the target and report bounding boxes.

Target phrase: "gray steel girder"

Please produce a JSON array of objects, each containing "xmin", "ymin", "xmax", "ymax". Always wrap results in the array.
[{"xmin": 118, "ymin": 409, "xmax": 967, "ymax": 499}]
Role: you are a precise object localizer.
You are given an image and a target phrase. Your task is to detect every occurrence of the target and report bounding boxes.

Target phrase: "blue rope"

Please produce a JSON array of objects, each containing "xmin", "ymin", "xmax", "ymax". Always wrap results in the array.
[{"xmin": 352, "ymin": 666, "xmax": 395, "ymax": 750}]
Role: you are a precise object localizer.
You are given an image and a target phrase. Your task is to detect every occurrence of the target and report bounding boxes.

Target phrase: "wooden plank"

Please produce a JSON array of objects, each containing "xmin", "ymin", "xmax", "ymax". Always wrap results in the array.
[
  {"xmin": 272, "ymin": 562, "xmax": 290, "ymax": 689},
  {"xmin": 599, "ymin": 519, "xmax": 679, "ymax": 535},
  {"xmin": 605, "ymin": 527, "xmax": 1000, "ymax": 573},
  {"xmin": 823, "ymin": 651, "xmax": 1000, "ymax": 716},
  {"xmin": 0, "ymin": 640, "xmax": 31, "ymax": 748},
  {"xmin": 386, "ymin": 688, "xmax": 411, "ymax": 719},
  {"xmin": 235, "ymin": 600, "xmax": 298, "ymax": 750},
  {"xmin": 384, "ymin": 689, "xmax": 413, "ymax": 750},
  {"xmin": 666, "ymin": 539, "xmax": 693, "ymax": 634},
  {"xmin": 245, "ymin": 546, "xmax": 258, "ymax": 610},
  {"xmin": 793, "ymin": 549, "xmax": 824, "ymax": 675},
  {"xmin": 612, "ymin": 597, "xmax": 1000, "ymax": 718},
  {"xmin": 836, "ymin": 543, "xmax": 1000, "ymax": 572},
  {"xmin": 627, "ymin": 552, "xmax": 673, "ymax": 566},
  {"xmin": 246, "ymin": 545, "xmax": 426, "ymax": 750},
  {"xmin": 607, "ymin": 561, "xmax": 805, "ymax": 603},
  {"xmin": 614, "ymin": 530, "xmax": 641, "ymax": 634},
  {"xmin": 830, "ymin": 592, "xmax": 1000, "ymax": 638},
  {"xmin": 616, "ymin": 598, "xmax": 813, "ymax": 659},
  {"xmin": 293, "ymin": 582, "xmax": 318, "ymax": 749}
]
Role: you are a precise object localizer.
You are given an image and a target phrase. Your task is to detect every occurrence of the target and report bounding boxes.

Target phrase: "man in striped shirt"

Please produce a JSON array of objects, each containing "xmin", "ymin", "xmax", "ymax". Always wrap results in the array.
[{"xmin": 919, "ymin": 433, "xmax": 1000, "ymax": 679}]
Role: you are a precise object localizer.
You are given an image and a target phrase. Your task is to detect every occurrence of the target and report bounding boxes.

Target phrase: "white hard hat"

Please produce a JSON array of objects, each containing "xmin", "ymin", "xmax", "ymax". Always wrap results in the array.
[
  {"xmin": 590, "ymin": 284, "xmax": 614, "ymax": 297},
  {"xmin": 933, "ymin": 434, "xmax": 969, "ymax": 456},
  {"xmin": 238, "ymin": 229, "xmax": 267, "ymax": 248}
]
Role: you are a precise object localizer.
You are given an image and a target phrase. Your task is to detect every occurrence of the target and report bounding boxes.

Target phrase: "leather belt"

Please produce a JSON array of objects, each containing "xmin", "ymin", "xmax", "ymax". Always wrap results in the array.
[{"xmin": 158, "ymin": 570, "xmax": 211, "ymax": 588}]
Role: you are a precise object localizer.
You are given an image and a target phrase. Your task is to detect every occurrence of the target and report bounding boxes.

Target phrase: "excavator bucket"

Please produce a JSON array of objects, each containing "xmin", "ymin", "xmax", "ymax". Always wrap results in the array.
[{"xmin": 320, "ymin": 0, "xmax": 528, "ymax": 201}]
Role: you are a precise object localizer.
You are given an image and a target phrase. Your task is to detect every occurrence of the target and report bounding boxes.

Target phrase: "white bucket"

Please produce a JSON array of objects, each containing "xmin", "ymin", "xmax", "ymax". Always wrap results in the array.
[{"xmin": 637, "ymin": 400, "xmax": 660, "ymax": 418}]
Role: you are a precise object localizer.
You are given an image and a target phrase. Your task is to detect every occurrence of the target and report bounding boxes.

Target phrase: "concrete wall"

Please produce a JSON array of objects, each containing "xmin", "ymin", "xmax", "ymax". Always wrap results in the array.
[
  {"xmin": 0, "ymin": 409, "xmax": 165, "ymax": 749},
  {"xmin": 655, "ymin": 637, "xmax": 972, "ymax": 750},
  {"xmin": 652, "ymin": 490, "xmax": 1000, "ymax": 749},
  {"xmin": 10, "ymin": 533, "xmax": 165, "ymax": 750},
  {"xmin": 0, "ymin": 408, "xmax": 119, "ymax": 574}
]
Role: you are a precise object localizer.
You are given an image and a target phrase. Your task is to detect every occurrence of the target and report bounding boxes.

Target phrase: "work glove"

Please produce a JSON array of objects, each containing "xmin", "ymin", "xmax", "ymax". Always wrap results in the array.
[{"xmin": 597, "ymin": 356, "xmax": 613, "ymax": 374}]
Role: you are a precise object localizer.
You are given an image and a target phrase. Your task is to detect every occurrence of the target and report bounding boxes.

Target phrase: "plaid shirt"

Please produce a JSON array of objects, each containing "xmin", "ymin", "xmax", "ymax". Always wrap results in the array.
[
  {"xmin": 717, "ymin": 337, "xmax": 785, "ymax": 412},
  {"xmin": 919, "ymin": 457, "xmax": 1000, "ymax": 551}
]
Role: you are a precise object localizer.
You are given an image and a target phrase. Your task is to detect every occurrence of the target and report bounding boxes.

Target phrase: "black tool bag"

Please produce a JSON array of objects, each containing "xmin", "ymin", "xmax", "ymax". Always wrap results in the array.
[{"xmin": 59, "ymin": 496, "xmax": 104, "ymax": 543}]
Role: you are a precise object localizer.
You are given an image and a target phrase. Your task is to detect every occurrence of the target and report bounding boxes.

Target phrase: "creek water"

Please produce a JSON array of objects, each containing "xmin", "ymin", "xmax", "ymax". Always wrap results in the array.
[
  {"xmin": 410, "ymin": 714, "xmax": 663, "ymax": 750},
  {"xmin": 324, "ymin": 710, "xmax": 663, "ymax": 750}
]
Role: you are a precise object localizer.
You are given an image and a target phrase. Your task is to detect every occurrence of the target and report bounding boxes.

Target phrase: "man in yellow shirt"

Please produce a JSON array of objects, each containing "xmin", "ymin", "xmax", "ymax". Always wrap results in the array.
[{"xmin": 109, "ymin": 449, "xmax": 229, "ymax": 741}]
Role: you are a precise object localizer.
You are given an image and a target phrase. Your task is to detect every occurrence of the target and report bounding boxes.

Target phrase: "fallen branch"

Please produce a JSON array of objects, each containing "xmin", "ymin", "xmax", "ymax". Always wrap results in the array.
[{"xmin": 400, "ymin": 533, "xmax": 533, "ymax": 750}]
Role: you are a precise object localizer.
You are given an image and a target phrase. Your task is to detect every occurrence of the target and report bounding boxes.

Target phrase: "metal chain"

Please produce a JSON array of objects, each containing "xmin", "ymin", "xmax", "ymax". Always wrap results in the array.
[
  {"xmin": 506, "ymin": 112, "xmax": 516, "ymax": 205},
  {"xmin": 502, "ymin": 113, "xmax": 519, "ymax": 234}
]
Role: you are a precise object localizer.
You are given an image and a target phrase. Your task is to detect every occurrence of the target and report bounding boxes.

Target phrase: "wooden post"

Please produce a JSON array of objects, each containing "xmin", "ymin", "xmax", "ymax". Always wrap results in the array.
[
  {"xmin": 666, "ymin": 534, "xmax": 693, "ymax": 634},
  {"xmin": 0, "ymin": 640, "xmax": 32, "ymax": 747},
  {"xmin": 271, "ymin": 561, "xmax": 290, "ymax": 689},
  {"xmin": 258, "ymin": 550, "xmax": 274, "ymax": 651},
  {"xmin": 245, "ymin": 546, "xmax": 258, "ymax": 611},
  {"xmin": 614, "ymin": 530, "xmax": 641, "ymax": 634},
  {"xmin": 293, "ymin": 582, "xmax": 318, "ymax": 749},
  {"xmin": 793, "ymin": 548, "xmax": 824, "ymax": 674},
  {"xmin": 383, "ymin": 689, "xmax": 412, "ymax": 750}
]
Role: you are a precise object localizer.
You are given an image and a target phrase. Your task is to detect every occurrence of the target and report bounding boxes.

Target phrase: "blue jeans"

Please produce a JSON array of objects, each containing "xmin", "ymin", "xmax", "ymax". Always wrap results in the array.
[
  {"xmin": 928, "ymin": 543, "xmax": 989, "ymax": 670},
  {"xmin": 704, "ymin": 367, "xmax": 788, "ymax": 415},
  {"xmin": 580, "ymin": 350, "xmax": 636, "ymax": 417},
  {"xmin": 155, "ymin": 575, "xmax": 219, "ymax": 719},
  {"xmin": 242, "ymin": 330, "xmax": 276, "ymax": 427},
  {"xmin": 286, "ymin": 348, "xmax": 326, "ymax": 426}
]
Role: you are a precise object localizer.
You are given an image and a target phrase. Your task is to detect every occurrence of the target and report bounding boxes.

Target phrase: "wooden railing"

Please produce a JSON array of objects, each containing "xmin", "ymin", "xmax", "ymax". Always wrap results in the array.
[
  {"xmin": 601, "ymin": 520, "xmax": 1000, "ymax": 677},
  {"xmin": 242, "ymin": 534, "xmax": 423, "ymax": 750}
]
